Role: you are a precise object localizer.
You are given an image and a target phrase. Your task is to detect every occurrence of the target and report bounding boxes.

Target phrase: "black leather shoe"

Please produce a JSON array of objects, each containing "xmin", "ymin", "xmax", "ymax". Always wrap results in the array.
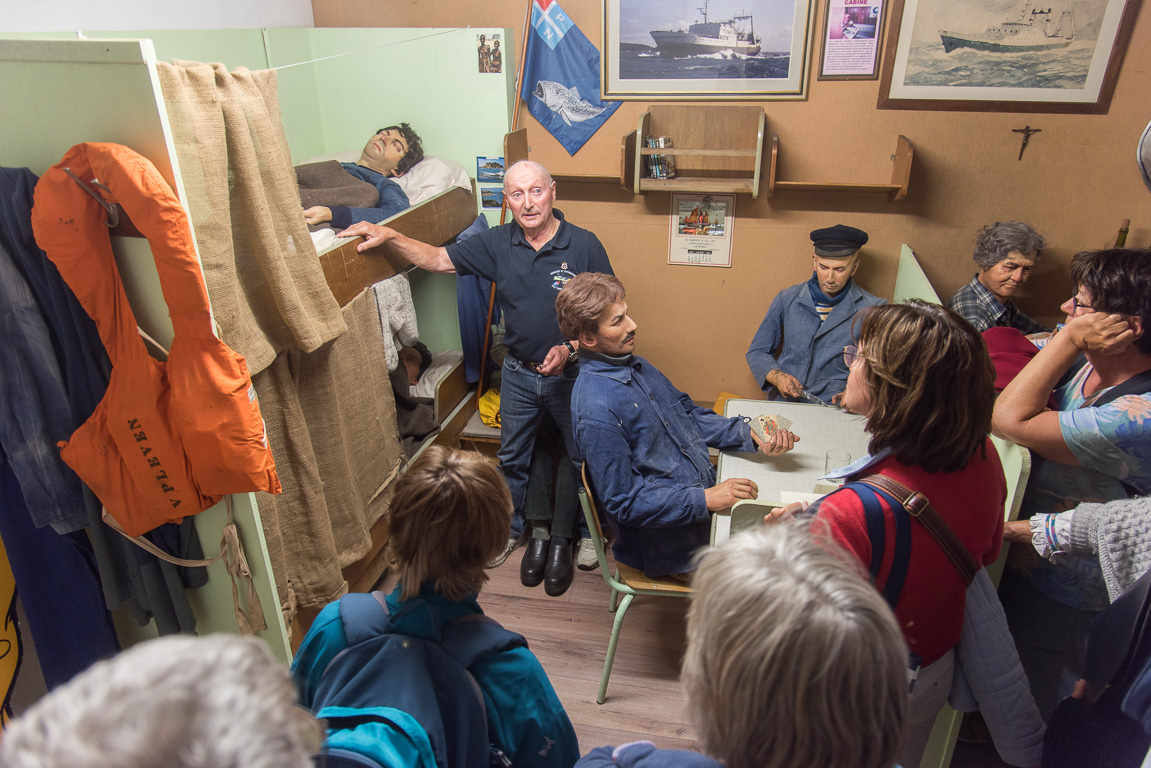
[
  {"xmin": 520, "ymin": 538, "xmax": 547, "ymax": 587},
  {"xmin": 544, "ymin": 540, "xmax": 574, "ymax": 597}
]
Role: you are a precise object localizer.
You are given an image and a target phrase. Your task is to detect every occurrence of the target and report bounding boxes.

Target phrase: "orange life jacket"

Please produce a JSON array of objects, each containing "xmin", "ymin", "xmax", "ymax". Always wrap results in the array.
[{"xmin": 31, "ymin": 142, "xmax": 280, "ymax": 537}]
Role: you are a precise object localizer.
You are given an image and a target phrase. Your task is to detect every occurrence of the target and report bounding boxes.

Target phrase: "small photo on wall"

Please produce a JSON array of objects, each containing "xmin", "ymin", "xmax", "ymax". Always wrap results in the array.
[
  {"xmin": 477, "ymin": 157, "xmax": 505, "ymax": 183},
  {"xmin": 480, "ymin": 187, "xmax": 504, "ymax": 209},
  {"xmin": 477, "ymin": 32, "xmax": 503, "ymax": 74}
]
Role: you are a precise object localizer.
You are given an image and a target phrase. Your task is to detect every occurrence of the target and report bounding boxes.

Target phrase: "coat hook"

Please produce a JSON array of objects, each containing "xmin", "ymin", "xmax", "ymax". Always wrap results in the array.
[{"xmin": 62, "ymin": 167, "xmax": 121, "ymax": 228}]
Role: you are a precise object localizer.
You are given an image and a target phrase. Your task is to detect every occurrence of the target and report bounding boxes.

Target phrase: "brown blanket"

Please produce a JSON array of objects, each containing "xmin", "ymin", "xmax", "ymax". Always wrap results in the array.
[{"xmin": 296, "ymin": 160, "xmax": 378, "ymax": 231}]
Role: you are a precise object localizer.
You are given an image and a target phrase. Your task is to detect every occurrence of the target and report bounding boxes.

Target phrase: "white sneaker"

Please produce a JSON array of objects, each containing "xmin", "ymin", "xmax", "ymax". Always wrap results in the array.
[
  {"xmin": 487, "ymin": 536, "xmax": 524, "ymax": 569},
  {"xmin": 576, "ymin": 537, "xmax": 601, "ymax": 571}
]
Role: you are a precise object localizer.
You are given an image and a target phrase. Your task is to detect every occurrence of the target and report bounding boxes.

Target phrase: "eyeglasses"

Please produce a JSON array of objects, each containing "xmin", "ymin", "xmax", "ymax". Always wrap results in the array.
[
  {"xmin": 1071, "ymin": 296, "xmax": 1095, "ymax": 313},
  {"xmin": 843, "ymin": 345, "xmax": 859, "ymax": 368}
]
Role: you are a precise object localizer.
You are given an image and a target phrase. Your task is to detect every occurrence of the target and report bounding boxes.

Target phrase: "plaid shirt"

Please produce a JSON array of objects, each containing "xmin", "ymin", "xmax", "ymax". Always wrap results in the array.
[{"xmin": 946, "ymin": 275, "xmax": 1046, "ymax": 334}]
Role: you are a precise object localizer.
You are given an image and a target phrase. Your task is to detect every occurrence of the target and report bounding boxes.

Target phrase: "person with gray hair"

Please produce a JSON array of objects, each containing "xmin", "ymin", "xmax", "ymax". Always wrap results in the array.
[
  {"xmin": 946, "ymin": 221, "xmax": 1048, "ymax": 334},
  {"xmin": 0, "ymin": 634, "xmax": 320, "ymax": 768},
  {"xmin": 338, "ymin": 159, "xmax": 615, "ymax": 593},
  {"xmin": 576, "ymin": 523, "xmax": 909, "ymax": 768}
]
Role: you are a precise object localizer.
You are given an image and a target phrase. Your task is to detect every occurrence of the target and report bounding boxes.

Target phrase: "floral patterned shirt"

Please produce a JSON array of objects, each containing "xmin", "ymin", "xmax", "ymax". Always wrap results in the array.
[{"xmin": 1021, "ymin": 362, "xmax": 1151, "ymax": 610}]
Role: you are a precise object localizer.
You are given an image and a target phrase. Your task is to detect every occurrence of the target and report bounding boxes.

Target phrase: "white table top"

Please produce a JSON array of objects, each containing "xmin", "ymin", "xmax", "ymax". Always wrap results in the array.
[{"xmin": 718, "ymin": 398, "xmax": 872, "ymax": 503}]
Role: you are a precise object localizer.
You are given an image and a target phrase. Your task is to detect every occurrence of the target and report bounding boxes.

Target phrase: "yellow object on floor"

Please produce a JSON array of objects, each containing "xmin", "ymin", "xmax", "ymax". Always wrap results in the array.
[{"xmin": 478, "ymin": 388, "xmax": 502, "ymax": 428}]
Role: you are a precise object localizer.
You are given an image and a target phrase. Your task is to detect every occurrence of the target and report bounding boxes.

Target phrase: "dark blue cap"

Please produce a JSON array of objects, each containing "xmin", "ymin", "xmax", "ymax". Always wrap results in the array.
[{"xmin": 810, "ymin": 224, "xmax": 869, "ymax": 258}]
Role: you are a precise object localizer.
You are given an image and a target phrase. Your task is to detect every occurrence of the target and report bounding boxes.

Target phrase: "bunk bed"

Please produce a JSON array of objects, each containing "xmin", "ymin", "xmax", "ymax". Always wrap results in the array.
[{"xmin": 1, "ymin": 28, "xmax": 512, "ymax": 655}]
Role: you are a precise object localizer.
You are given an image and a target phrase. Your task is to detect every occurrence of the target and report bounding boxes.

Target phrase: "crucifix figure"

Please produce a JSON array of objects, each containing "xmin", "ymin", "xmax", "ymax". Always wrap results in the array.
[{"xmin": 1012, "ymin": 126, "xmax": 1042, "ymax": 160}]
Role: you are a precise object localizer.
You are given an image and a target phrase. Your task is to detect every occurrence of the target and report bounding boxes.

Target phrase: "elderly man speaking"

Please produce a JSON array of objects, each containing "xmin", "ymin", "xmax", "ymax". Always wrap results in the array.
[{"xmin": 340, "ymin": 160, "xmax": 614, "ymax": 596}]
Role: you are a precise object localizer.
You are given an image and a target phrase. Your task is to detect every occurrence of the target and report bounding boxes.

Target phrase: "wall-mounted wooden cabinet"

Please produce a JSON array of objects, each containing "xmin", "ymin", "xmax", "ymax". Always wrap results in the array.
[{"xmin": 622, "ymin": 105, "xmax": 766, "ymax": 198}]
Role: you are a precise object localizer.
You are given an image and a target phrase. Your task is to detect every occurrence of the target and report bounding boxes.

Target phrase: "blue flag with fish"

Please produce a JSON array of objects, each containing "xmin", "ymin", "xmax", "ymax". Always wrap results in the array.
[{"xmin": 520, "ymin": 0, "xmax": 620, "ymax": 156}]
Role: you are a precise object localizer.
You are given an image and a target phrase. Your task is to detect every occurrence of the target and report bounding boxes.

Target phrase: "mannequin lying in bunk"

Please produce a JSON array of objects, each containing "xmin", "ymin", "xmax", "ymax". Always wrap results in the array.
[{"xmin": 298, "ymin": 123, "xmax": 423, "ymax": 231}]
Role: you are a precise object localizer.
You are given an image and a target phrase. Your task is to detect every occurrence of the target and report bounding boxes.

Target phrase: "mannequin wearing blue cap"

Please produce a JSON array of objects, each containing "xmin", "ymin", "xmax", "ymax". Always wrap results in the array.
[{"xmin": 746, "ymin": 224, "xmax": 886, "ymax": 402}]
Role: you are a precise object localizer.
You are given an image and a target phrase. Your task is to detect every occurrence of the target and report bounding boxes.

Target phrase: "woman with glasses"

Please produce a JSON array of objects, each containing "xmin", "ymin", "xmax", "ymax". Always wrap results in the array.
[
  {"xmin": 992, "ymin": 248, "xmax": 1151, "ymax": 720},
  {"xmin": 805, "ymin": 300, "xmax": 1007, "ymax": 767}
]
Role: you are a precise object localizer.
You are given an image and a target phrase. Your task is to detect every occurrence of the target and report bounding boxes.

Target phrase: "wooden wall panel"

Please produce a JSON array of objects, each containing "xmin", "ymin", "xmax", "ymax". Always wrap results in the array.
[{"xmin": 313, "ymin": 0, "xmax": 1151, "ymax": 401}]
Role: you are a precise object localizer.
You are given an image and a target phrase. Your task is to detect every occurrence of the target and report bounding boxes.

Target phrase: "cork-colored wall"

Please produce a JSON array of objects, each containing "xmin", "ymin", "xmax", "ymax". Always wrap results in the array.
[{"xmin": 314, "ymin": 0, "xmax": 1151, "ymax": 401}]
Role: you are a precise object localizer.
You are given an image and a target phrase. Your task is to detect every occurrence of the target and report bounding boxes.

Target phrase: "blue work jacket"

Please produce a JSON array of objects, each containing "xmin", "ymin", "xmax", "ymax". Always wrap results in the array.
[
  {"xmin": 571, "ymin": 353, "xmax": 756, "ymax": 577},
  {"xmin": 746, "ymin": 278, "xmax": 885, "ymax": 401}
]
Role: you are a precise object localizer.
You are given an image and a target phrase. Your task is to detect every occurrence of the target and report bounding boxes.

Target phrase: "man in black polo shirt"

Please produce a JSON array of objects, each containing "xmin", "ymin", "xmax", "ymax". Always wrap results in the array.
[{"xmin": 340, "ymin": 160, "xmax": 614, "ymax": 596}]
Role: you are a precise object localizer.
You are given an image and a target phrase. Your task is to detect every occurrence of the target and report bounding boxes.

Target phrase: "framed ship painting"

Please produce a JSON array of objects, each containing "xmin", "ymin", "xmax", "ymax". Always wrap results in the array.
[
  {"xmin": 602, "ymin": 0, "xmax": 816, "ymax": 99},
  {"xmin": 877, "ymin": 0, "xmax": 1142, "ymax": 113}
]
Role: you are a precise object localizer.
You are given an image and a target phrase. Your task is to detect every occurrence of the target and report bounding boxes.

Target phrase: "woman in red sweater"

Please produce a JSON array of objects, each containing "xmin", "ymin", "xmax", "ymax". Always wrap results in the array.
[{"xmin": 812, "ymin": 301, "xmax": 1006, "ymax": 767}]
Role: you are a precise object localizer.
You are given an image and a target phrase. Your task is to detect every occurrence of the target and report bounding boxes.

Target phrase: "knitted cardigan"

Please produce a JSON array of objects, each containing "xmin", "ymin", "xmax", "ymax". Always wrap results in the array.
[{"xmin": 1068, "ymin": 497, "xmax": 1151, "ymax": 603}]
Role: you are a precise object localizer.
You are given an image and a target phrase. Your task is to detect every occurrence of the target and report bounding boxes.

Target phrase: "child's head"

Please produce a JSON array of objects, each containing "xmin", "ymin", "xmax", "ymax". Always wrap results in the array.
[{"xmin": 388, "ymin": 446, "xmax": 511, "ymax": 600}]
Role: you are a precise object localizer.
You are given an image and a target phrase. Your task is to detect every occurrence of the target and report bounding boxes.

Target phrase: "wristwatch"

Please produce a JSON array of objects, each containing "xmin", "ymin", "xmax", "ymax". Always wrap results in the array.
[{"xmin": 563, "ymin": 341, "xmax": 578, "ymax": 361}]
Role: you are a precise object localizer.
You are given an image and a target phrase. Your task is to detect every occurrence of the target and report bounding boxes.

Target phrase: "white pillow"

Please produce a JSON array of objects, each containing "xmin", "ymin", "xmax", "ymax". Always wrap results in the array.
[
  {"xmin": 393, "ymin": 157, "xmax": 472, "ymax": 206},
  {"xmin": 412, "ymin": 350, "xmax": 464, "ymax": 399}
]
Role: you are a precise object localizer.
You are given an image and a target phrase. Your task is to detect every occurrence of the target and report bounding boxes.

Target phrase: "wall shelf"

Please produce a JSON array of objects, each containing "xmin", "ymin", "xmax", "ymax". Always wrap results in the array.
[
  {"xmin": 503, "ymin": 128, "xmax": 624, "ymax": 185},
  {"xmin": 622, "ymin": 105, "xmax": 766, "ymax": 198},
  {"xmin": 768, "ymin": 134, "xmax": 913, "ymax": 201}
]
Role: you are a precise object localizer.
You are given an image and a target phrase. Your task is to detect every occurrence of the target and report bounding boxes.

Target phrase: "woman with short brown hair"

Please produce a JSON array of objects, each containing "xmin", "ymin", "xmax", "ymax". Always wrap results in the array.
[{"xmin": 812, "ymin": 300, "xmax": 1006, "ymax": 767}]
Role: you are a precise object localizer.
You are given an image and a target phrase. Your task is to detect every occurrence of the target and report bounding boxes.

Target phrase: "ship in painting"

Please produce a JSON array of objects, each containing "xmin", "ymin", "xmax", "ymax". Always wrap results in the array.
[
  {"xmin": 650, "ymin": 0, "xmax": 761, "ymax": 58},
  {"xmin": 939, "ymin": 1, "xmax": 1075, "ymax": 54}
]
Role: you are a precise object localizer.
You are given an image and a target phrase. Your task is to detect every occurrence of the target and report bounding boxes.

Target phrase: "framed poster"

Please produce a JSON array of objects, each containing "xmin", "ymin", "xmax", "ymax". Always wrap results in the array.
[
  {"xmin": 668, "ymin": 194, "xmax": 735, "ymax": 267},
  {"xmin": 877, "ymin": 0, "xmax": 1142, "ymax": 113},
  {"xmin": 603, "ymin": 0, "xmax": 815, "ymax": 99},
  {"xmin": 819, "ymin": 0, "xmax": 885, "ymax": 79}
]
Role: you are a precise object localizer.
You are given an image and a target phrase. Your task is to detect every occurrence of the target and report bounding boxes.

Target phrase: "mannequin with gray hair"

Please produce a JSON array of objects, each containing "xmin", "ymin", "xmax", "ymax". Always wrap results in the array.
[
  {"xmin": 577, "ymin": 523, "xmax": 909, "ymax": 768},
  {"xmin": 947, "ymin": 221, "xmax": 1048, "ymax": 334},
  {"xmin": 0, "ymin": 635, "xmax": 317, "ymax": 768}
]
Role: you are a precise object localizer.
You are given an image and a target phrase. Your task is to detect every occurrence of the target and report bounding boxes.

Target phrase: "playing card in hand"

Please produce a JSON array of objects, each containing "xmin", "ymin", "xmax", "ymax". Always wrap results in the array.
[{"xmin": 751, "ymin": 413, "xmax": 793, "ymax": 443}]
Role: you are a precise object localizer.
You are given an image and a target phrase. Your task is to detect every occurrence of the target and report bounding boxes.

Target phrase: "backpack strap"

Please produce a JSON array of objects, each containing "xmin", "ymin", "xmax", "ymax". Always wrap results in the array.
[
  {"xmin": 842, "ymin": 481, "xmax": 911, "ymax": 609},
  {"xmin": 440, "ymin": 614, "xmax": 527, "ymax": 668},
  {"xmin": 1083, "ymin": 368, "xmax": 1151, "ymax": 410},
  {"xmin": 857, "ymin": 474, "xmax": 978, "ymax": 587},
  {"xmin": 336, "ymin": 591, "xmax": 392, "ymax": 646}
]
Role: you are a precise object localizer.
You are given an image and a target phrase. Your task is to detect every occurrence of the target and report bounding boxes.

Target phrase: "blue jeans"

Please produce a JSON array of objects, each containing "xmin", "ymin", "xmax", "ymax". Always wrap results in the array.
[{"xmin": 498, "ymin": 355, "xmax": 582, "ymax": 538}]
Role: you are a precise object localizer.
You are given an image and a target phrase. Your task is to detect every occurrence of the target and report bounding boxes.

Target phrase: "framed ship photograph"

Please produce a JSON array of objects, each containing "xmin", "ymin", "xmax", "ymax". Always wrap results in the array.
[
  {"xmin": 877, "ymin": 0, "xmax": 1143, "ymax": 113},
  {"xmin": 603, "ymin": 0, "xmax": 816, "ymax": 99}
]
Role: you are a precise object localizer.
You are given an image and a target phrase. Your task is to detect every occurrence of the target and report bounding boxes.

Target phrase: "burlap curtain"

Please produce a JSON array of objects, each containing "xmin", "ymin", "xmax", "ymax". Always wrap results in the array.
[{"xmin": 157, "ymin": 61, "xmax": 404, "ymax": 624}]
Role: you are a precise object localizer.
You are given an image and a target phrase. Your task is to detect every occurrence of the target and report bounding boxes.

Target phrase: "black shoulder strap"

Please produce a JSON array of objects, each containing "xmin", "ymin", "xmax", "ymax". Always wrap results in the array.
[
  {"xmin": 1087, "ymin": 368, "xmax": 1151, "ymax": 410},
  {"xmin": 1082, "ymin": 368, "xmax": 1151, "ymax": 497}
]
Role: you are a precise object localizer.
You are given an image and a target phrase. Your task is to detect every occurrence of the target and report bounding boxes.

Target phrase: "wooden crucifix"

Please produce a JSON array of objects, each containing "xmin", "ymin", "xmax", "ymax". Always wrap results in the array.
[{"xmin": 1012, "ymin": 126, "xmax": 1042, "ymax": 160}]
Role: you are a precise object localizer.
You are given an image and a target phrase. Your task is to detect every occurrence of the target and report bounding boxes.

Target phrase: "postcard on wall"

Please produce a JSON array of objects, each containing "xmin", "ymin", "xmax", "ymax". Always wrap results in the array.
[
  {"xmin": 477, "ymin": 157, "xmax": 505, "ymax": 183},
  {"xmin": 480, "ymin": 187, "xmax": 504, "ymax": 209},
  {"xmin": 477, "ymin": 32, "xmax": 504, "ymax": 74},
  {"xmin": 820, "ymin": 0, "xmax": 884, "ymax": 79},
  {"xmin": 668, "ymin": 194, "xmax": 735, "ymax": 267}
]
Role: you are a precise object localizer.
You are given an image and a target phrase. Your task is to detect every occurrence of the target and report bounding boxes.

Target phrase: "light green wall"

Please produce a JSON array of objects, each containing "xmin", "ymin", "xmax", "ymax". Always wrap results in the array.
[
  {"xmin": 0, "ymin": 37, "xmax": 291, "ymax": 663},
  {"xmin": 5, "ymin": 27, "xmax": 515, "ymax": 353}
]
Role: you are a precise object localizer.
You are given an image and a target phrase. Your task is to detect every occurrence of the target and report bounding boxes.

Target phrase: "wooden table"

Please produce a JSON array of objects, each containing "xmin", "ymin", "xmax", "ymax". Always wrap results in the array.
[{"xmin": 713, "ymin": 399, "xmax": 872, "ymax": 542}]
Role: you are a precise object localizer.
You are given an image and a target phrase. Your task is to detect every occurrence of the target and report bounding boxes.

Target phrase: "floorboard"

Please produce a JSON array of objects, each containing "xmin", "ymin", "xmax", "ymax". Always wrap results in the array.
[{"xmin": 480, "ymin": 546, "xmax": 699, "ymax": 755}]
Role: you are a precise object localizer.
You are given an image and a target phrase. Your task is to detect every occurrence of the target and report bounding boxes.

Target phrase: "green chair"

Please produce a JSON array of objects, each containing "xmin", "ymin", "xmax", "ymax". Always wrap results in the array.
[
  {"xmin": 918, "ymin": 436, "xmax": 1032, "ymax": 768},
  {"xmin": 578, "ymin": 463, "xmax": 693, "ymax": 704},
  {"xmin": 711, "ymin": 498, "xmax": 784, "ymax": 545}
]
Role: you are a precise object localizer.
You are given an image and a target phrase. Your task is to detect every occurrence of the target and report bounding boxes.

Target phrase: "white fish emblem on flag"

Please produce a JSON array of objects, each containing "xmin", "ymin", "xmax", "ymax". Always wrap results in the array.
[{"xmin": 532, "ymin": 80, "xmax": 607, "ymax": 126}]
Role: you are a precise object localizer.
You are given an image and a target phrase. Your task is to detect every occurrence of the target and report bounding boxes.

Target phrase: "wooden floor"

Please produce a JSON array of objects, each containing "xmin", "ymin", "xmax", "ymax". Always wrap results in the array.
[{"xmin": 477, "ymin": 547, "xmax": 700, "ymax": 754}]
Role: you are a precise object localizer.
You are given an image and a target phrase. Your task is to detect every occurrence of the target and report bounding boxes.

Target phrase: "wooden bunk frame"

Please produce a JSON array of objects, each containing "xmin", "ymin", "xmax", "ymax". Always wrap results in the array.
[
  {"xmin": 317, "ymin": 183, "xmax": 479, "ymax": 307},
  {"xmin": 293, "ymin": 182, "xmax": 481, "ymax": 646}
]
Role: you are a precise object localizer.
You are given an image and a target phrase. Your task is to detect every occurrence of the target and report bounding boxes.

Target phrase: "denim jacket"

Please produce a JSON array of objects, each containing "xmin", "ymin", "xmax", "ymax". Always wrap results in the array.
[
  {"xmin": 746, "ymin": 278, "xmax": 884, "ymax": 401},
  {"xmin": 571, "ymin": 353, "xmax": 756, "ymax": 576}
]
